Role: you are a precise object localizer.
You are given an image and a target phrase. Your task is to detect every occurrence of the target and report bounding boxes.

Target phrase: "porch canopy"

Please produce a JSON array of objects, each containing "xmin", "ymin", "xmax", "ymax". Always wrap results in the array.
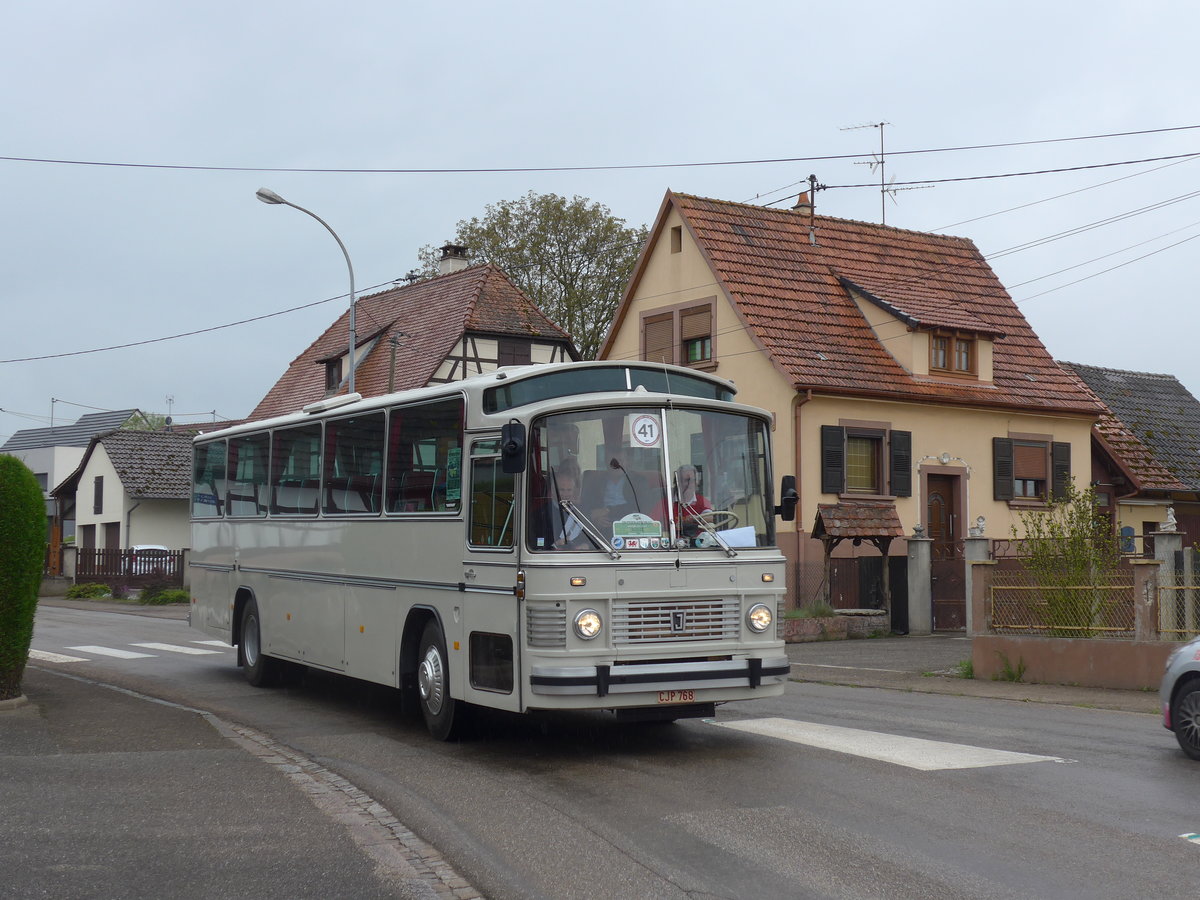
[{"xmin": 812, "ymin": 500, "xmax": 905, "ymax": 609}]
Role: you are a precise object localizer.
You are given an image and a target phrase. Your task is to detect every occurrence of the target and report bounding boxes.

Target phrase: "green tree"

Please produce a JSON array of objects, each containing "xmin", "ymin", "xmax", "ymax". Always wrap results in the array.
[
  {"xmin": 122, "ymin": 411, "xmax": 166, "ymax": 431},
  {"xmin": 1013, "ymin": 482, "xmax": 1124, "ymax": 637},
  {"xmin": 0, "ymin": 455, "xmax": 48, "ymax": 700},
  {"xmin": 418, "ymin": 191, "xmax": 649, "ymax": 359}
]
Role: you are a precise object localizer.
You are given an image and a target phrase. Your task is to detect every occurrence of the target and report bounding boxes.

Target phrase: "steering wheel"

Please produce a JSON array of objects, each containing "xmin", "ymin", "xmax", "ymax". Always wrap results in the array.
[{"xmin": 695, "ymin": 509, "xmax": 739, "ymax": 530}]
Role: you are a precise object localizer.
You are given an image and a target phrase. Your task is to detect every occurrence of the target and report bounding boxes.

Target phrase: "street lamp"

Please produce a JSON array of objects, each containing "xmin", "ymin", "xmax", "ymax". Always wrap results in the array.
[{"xmin": 256, "ymin": 188, "xmax": 358, "ymax": 394}]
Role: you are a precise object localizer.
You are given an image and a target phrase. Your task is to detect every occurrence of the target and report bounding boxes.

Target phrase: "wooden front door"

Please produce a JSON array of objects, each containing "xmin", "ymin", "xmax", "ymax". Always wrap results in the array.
[{"xmin": 927, "ymin": 474, "xmax": 965, "ymax": 631}]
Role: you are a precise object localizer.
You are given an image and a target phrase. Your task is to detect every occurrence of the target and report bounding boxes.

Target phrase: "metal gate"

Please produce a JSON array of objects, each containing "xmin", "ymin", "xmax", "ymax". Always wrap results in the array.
[{"xmin": 931, "ymin": 541, "xmax": 965, "ymax": 631}]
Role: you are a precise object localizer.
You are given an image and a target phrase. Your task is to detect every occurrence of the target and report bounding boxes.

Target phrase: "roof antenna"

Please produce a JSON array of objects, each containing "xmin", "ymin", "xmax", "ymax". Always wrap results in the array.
[{"xmin": 843, "ymin": 121, "xmax": 891, "ymax": 224}]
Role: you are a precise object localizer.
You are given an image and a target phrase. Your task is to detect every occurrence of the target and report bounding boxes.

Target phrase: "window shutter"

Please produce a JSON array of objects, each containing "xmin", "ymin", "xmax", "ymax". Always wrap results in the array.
[
  {"xmin": 993, "ymin": 437, "xmax": 1014, "ymax": 501},
  {"xmin": 1051, "ymin": 442, "xmax": 1071, "ymax": 501},
  {"xmin": 821, "ymin": 425, "xmax": 846, "ymax": 495},
  {"xmin": 1013, "ymin": 442, "xmax": 1048, "ymax": 480},
  {"xmin": 889, "ymin": 430, "xmax": 912, "ymax": 497},
  {"xmin": 643, "ymin": 314, "xmax": 674, "ymax": 364},
  {"xmin": 680, "ymin": 306, "xmax": 710, "ymax": 340}
]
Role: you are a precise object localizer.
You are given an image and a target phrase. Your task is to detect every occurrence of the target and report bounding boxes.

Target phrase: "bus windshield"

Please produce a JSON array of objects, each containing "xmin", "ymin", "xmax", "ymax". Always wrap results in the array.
[{"xmin": 526, "ymin": 406, "xmax": 773, "ymax": 552}]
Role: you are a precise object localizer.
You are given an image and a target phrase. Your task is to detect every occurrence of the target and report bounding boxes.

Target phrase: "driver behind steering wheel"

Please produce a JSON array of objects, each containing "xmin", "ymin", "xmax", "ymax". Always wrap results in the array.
[{"xmin": 670, "ymin": 464, "xmax": 712, "ymax": 537}]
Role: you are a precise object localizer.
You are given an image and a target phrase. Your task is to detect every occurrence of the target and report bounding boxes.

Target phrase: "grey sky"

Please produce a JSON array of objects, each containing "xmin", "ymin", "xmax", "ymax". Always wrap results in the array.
[{"xmin": 2, "ymin": 0, "xmax": 1196, "ymax": 441}]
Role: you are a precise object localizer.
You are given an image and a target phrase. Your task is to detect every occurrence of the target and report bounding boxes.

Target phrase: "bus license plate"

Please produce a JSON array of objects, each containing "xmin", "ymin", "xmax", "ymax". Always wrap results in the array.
[{"xmin": 657, "ymin": 689, "xmax": 695, "ymax": 704}]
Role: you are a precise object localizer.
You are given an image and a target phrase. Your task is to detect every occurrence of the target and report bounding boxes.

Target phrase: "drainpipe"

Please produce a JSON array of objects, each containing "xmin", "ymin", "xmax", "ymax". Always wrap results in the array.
[{"xmin": 125, "ymin": 501, "xmax": 141, "ymax": 548}]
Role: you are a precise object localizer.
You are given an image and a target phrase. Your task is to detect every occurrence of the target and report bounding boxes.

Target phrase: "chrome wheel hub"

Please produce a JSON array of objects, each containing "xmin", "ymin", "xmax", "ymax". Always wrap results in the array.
[{"xmin": 418, "ymin": 646, "xmax": 445, "ymax": 715}]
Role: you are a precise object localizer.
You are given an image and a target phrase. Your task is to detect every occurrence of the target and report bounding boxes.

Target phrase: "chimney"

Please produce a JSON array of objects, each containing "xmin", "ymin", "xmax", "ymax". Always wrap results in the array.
[
  {"xmin": 439, "ymin": 244, "xmax": 471, "ymax": 275},
  {"xmin": 792, "ymin": 192, "xmax": 813, "ymax": 215}
]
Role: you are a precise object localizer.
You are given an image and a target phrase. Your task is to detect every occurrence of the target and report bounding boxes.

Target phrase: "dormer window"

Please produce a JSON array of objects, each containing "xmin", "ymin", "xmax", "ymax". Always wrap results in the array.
[
  {"xmin": 325, "ymin": 358, "xmax": 343, "ymax": 392},
  {"xmin": 931, "ymin": 334, "xmax": 975, "ymax": 376}
]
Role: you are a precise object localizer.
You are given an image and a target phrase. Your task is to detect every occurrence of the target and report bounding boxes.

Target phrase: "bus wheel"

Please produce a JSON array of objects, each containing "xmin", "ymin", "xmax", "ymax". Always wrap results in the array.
[
  {"xmin": 241, "ymin": 598, "xmax": 279, "ymax": 687},
  {"xmin": 417, "ymin": 620, "xmax": 461, "ymax": 740}
]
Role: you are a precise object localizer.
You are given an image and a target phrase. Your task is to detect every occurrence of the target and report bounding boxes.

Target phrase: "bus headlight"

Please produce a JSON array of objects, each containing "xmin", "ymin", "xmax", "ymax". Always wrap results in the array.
[
  {"xmin": 746, "ymin": 603, "xmax": 773, "ymax": 633},
  {"xmin": 574, "ymin": 609, "xmax": 603, "ymax": 640}
]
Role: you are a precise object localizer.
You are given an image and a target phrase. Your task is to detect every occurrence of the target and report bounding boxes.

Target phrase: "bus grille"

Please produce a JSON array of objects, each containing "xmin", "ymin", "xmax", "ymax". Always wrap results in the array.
[
  {"xmin": 527, "ymin": 605, "xmax": 567, "ymax": 647},
  {"xmin": 611, "ymin": 598, "xmax": 738, "ymax": 644}
]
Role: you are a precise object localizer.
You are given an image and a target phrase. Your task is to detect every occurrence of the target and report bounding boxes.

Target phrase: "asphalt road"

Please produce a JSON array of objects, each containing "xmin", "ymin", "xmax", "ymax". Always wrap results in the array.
[{"xmin": 10, "ymin": 600, "xmax": 1198, "ymax": 899}]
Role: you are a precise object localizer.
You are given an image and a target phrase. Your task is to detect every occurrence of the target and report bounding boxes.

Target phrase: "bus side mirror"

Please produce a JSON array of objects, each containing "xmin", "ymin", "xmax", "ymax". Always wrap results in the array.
[
  {"xmin": 776, "ymin": 475, "xmax": 798, "ymax": 521},
  {"xmin": 500, "ymin": 422, "xmax": 526, "ymax": 474}
]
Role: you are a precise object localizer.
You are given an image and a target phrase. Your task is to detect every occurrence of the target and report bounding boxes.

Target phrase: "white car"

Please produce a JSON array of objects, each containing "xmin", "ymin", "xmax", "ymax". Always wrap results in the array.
[
  {"xmin": 129, "ymin": 544, "xmax": 171, "ymax": 575},
  {"xmin": 1160, "ymin": 635, "xmax": 1200, "ymax": 760}
]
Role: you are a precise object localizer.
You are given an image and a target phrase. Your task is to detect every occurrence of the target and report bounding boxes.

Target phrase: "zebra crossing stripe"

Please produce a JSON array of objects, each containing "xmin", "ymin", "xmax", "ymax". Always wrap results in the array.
[
  {"xmin": 132, "ymin": 642, "xmax": 224, "ymax": 655},
  {"xmin": 68, "ymin": 645, "xmax": 154, "ymax": 659},
  {"xmin": 29, "ymin": 649, "xmax": 87, "ymax": 663},
  {"xmin": 714, "ymin": 717, "xmax": 1070, "ymax": 770},
  {"xmin": 193, "ymin": 640, "xmax": 233, "ymax": 648}
]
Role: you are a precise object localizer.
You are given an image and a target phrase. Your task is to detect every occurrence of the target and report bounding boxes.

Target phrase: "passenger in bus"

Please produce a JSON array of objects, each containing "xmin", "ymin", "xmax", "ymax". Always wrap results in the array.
[{"xmin": 543, "ymin": 472, "xmax": 587, "ymax": 549}]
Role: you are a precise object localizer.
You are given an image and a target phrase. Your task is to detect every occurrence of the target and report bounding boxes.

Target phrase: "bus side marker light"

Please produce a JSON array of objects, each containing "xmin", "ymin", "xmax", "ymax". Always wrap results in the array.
[
  {"xmin": 570, "ymin": 577, "xmax": 586, "ymax": 587},
  {"xmin": 454, "ymin": 641, "xmax": 460, "ymax": 651},
  {"xmin": 761, "ymin": 573, "xmax": 775, "ymax": 583},
  {"xmin": 359, "ymin": 625, "xmax": 365, "ymax": 633}
]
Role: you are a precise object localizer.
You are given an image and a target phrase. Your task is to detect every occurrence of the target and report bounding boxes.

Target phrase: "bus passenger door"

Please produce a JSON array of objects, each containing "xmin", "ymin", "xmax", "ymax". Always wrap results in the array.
[{"xmin": 459, "ymin": 439, "xmax": 522, "ymax": 713}]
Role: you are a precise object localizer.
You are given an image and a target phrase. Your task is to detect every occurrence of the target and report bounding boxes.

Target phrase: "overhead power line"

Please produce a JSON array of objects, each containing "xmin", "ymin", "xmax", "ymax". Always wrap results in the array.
[
  {"xmin": 820, "ymin": 151, "xmax": 1200, "ymax": 192},
  {"xmin": 2, "ymin": 124, "xmax": 1199, "ymax": 175}
]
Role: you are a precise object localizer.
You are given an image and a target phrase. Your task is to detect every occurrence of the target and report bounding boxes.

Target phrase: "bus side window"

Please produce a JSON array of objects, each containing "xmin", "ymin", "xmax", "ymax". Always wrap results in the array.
[
  {"xmin": 227, "ymin": 433, "xmax": 270, "ymax": 517},
  {"xmin": 386, "ymin": 398, "xmax": 464, "ymax": 514},
  {"xmin": 469, "ymin": 441, "xmax": 514, "ymax": 548}
]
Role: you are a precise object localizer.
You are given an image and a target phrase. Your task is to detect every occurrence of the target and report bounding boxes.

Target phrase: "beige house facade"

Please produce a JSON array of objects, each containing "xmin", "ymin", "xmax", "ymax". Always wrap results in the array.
[{"xmin": 602, "ymin": 191, "xmax": 1100, "ymax": 629}]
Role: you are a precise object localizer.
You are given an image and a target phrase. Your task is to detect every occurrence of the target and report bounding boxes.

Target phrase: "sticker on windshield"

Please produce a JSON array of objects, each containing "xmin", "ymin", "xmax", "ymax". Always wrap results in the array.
[{"xmin": 628, "ymin": 414, "xmax": 662, "ymax": 448}]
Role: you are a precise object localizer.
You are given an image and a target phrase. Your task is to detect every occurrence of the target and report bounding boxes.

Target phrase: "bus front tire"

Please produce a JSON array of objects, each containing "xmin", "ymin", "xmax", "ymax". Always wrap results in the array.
[
  {"xmin": 417, "ymin": 621, "xmax": 462, "ymax": 741},
  {"xmin": 241, "ymin": 598, "xmax": 280, "ymax": 687}
]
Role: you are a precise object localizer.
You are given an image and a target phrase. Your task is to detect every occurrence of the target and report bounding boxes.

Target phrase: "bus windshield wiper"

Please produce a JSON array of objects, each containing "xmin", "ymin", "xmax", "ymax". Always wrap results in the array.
[
  {"xmin": 683, "ymin": 500, "xmax": 736, "ymax": 558},
  {"xmin": 560, "ymin": 499, "xmax": 620, "ymax": 559}
]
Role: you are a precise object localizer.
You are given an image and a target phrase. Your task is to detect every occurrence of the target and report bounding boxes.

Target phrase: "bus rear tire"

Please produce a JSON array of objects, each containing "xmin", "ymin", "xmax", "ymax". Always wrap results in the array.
[
  {"xmin": 417, "ymin": 620, "xmax": 462, "ymax": 740},
  {"xmin": 241, "ymin": 598, "xmax": 280, "ymax": 687}
]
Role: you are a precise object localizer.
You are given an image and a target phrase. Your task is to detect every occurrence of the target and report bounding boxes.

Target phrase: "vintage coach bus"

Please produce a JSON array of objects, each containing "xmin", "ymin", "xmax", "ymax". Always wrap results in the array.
[{"xmin": 189, "ymin": 361, "xmax": 795, "ymax": 739}]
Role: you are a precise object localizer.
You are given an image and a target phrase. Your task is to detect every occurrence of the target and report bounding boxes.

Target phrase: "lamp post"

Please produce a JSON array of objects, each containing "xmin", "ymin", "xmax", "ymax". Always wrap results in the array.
[{"xmin": 256, "ymin": 188, "xmax": 358, "ymax": 393}]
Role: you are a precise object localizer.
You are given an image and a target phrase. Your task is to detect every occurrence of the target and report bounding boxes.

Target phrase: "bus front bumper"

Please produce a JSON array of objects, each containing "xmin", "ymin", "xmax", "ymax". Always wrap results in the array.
[{"xmin": 529, "ymin": 656, "xmax": 791, "ymax": 698}]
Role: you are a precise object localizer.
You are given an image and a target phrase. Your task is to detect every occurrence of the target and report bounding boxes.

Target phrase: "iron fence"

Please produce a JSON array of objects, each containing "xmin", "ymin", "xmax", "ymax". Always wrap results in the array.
[
  {"xmin": 990, "ymin": 563, "xmax": 1135, "ymax": 638},
  {"xmin": 1159, "ymin": 549, "xmax": 1200, "ymax": 641}
]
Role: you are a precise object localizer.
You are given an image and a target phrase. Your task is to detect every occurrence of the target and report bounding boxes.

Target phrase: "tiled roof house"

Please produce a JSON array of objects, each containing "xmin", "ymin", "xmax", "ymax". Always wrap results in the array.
[
  {"xmin": 1059, "ymin": 362, "xmax": 1200, "ymax": 546},
  {"xmin": 601, "ymin": 190, "xmax": 1102, "ymax": 630},
  {"xmin": 53, "ymin": 429, "xmax": 194, "ymax": 552},
  {"xmin": 251, "ymin": 254, "xmax": 577, "ymax": 421}
]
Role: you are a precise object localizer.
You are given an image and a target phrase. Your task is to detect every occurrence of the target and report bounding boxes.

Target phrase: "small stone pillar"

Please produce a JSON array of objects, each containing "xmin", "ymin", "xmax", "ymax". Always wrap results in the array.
[
  {"xmin": 963, "ymin": 535, "xmax": 991, "ymax": 637},
  {"xmin": 907, "ymin": 532, "xmax": 933, "ymax": 635},
  {"xmin": 1151, "ymin": 528, "xmax": 1184, "ymax": 639}
]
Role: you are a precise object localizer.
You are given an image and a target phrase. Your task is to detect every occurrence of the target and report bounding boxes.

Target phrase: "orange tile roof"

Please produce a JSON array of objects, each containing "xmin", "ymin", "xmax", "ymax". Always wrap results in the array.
[
  {"xmin": 656, "ymin": 192, "xmax": 1100, "ymax": 415},
  {"xmin": 250, "ymin": 265, "xmax": 573, "ymax": 421},
  {"xmin": 813, "ymin": 501, "xmax": 905, "ymax": 539}
]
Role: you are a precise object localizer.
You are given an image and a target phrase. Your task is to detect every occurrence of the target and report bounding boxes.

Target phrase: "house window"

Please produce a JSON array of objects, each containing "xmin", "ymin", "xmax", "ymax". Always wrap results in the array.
[
  {"xmin": 930, "ymin": 334, "xmax": 975, "ymax": 375},
  {"xmin": 821, "ymin": 425, "xmax": 911, "ymax": 497},
  {"xmin": 955, "ymin": 339, "xmax": 973, "ymax": 373},
  {"xmin": 325, "ymin": 358, "xmax": 343, "ymax": 392},
  {"xmin": 93, "ymin": 476, "xmax": 104, "ymax": 515},
  {"xmin": 498, "ymin": 337, "xmax": 532, "ymax": 367},
  {"xmin": 845, "ymin": 435, "xmax": 881, "ymax": 493},
  {"xmin": 640, "ymin": 300, "xmax": 715, "ymax": 369},
  {"xmin": 993, "ymin": 437, "xmax": 1070, "ymax": 502},
  {"xmin": 931, "ymin": 336, "xmax": 948, "ymax": 370}
]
